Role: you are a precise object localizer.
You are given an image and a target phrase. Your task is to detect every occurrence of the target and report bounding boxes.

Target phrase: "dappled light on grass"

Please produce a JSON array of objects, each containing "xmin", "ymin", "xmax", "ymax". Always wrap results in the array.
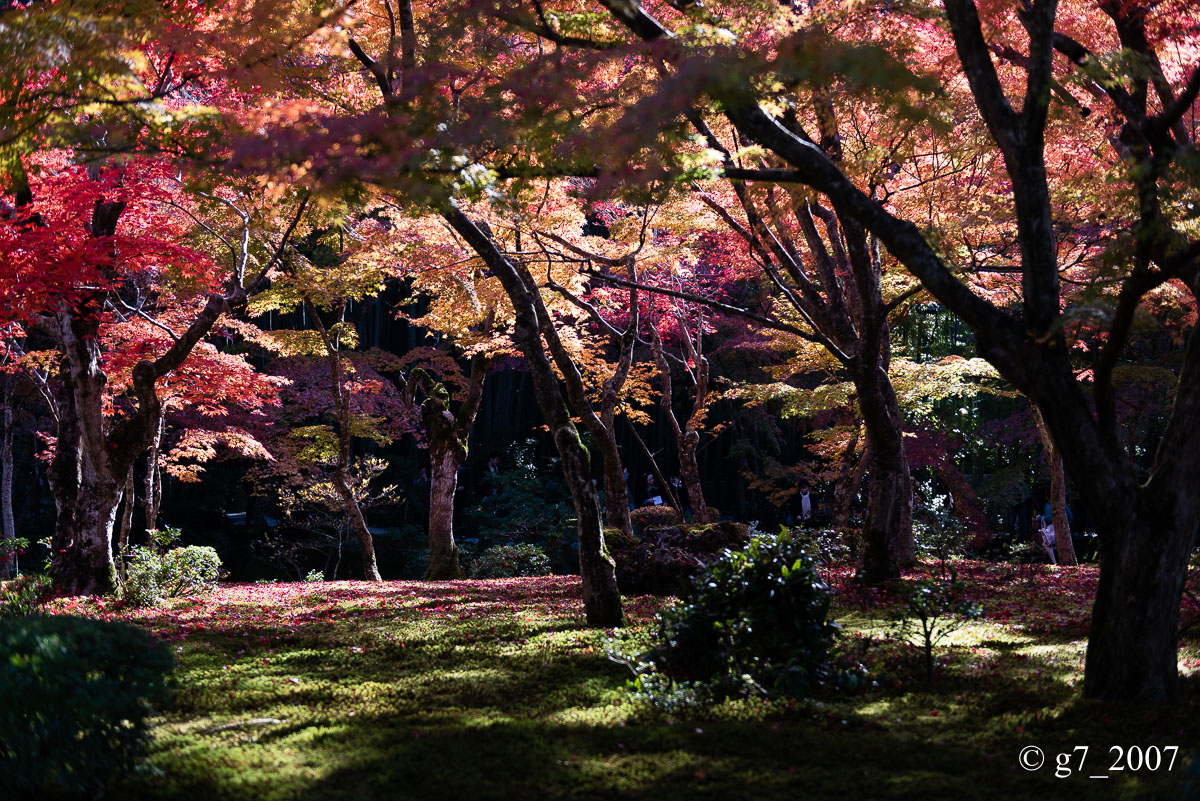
[{"xmin": 42, "ymin": 566, "xmax": 1200, "ymax": 800}]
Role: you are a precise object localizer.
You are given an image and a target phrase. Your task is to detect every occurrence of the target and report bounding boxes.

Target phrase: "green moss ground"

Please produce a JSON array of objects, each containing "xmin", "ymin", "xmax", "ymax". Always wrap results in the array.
[{"xmin": 48, "ymin": 563, "xmax": 1200, "ymax": 800}]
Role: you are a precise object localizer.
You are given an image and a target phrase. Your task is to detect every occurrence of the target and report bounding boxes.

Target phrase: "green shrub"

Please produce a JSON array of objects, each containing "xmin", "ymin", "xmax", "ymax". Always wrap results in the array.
[
  {"xmin": 147, "ymin": 525, "xmax": 182, "ymax": 553},
  {"xmin": 788, "ymin": 526, "xmax": 853, "ymax": 565},
  {"xmin": 0, "ymin": 574, "xmax": 55, "ymax": 618},
  {"xmin": 912, "ymin": 506, "xmax": 970, "ymax": 580},
  {"xmin": 619, "ymin": 528, "xmax": 841, "ymax": 703},
  {"xmin": 0, "ymin": 615, "xmax": 173, "ymax": 797},
  {"xmin": 463, "ymin": 441, "xmax": 576, "ymax": 554},
  {"xmin": 304, "ymin": 568, "xmax": 326, "ymax": 582},
  {"xmin": 124, "ymin": 545, "xmax": 222, "ymax": 607},
  {"xmin": 470, "ymin": 543, "xmax": 551, "ymax": 578},
  {"xmin": 160, "ymin": 546, "xmax": 221, "ymax": 595},
  {"xmin": 889, "ymin": 578, "xmax": 983, "ymax": 679},
  {"xmin": 123, "ymin": 547, "xmax": 163, "ymax": 607},
  {"xmin": 630, "ymin": 505, "xmax": 682, "ymax": 531}
]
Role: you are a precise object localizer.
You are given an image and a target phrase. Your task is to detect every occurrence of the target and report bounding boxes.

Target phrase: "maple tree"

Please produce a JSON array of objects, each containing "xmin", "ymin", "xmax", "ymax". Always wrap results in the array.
[
  {"xmin": 685, "ymin": 165, "xmax": 919, "ymax": 576},
  {"xmin": 402, "ymin": 349, "xmax": 493, "ymax": 579},
  {"xmin": 3, "ymin": 0, "xmax": 1198, "ymax": 708},
  {"xmin": 246, "ymin": 212, "xmax": 415, "ymax": 581},
  {"xmin": 0, "ymin": 151, "xmax": 309, "ymax": 595},
  {"xmin": 531, "ymin": 191, "xmax": 670, "ymax": 536},
  {"xmin": 259, "ymin": 1, "xmax": 627, "ymax": 623},
  {"xmin": 544, "ymin": 0, "xmax": 1199, "ymax": 701},
  {"xmin": 387, "ymin": 216, "xmax": 515, "ymax": 579}
]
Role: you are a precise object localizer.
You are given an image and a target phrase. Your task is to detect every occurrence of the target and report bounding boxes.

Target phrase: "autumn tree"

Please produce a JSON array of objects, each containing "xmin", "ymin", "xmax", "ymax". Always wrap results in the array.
[
  {"xmin": 386, "ymin": 216, "xmax": 513, "ymax": 578},
  {"xmin": 401, "ymin": 350, "xmax": 491, "ymax": 579},
  {"xmin": 0, "ymin": 154, "xmax": 309, "ymax": 594},
  {"xmin": 247, "ymin": 213, "xmax": 413, "ymax": 581},
  {"xmin": 319, "ymin": 3, "xmax": 626, "ymax": 624},
  {"xmin": 530, "ymin": 192, "xmax": 677, "ymax": 535},
  {"xmin": 563, "ymin": 0, "xmax": 1200, "ymax": 701}
]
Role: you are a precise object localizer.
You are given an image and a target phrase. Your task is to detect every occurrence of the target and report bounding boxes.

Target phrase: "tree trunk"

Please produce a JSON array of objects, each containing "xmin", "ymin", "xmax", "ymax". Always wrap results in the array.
[
  {"xmin": 596, "ymin": 405, "xmax": 634, "ymax": 537},
  {"xmin": 1, "ymin": 382, "xmax": 15, "ymax": 579},
  {"xmin": 443, "ymin": 205, "xmax": 623, "ymax": 626},
  {"xmin": 1084, "ymin": 497, "xmax": 1198, "ymax": 701},
  {"xmin": 54, "ymin": 466, "xmax": 122, "ymax": 597},
  {"xmin": 116, "ymin": 468, "xmax": 135, "ymax": 582},
  {"xmin": 648, "ymin": 322, "xmax": 709, "ymax": 523},
  {"xmin": 678, "ymin": 433, "xmax": 706, "ymax": 522},
  {"xmin": 1030, "ymin": 403, "xmax": 1078, "ymax": 565},
  {"xmin": 1035, "ymin": 354, "xmax": 1200, "ymax": 702},
  {"xmin": 331, "ymin": 467, "xmax": 383, "ymax": 581},
  {"xmin": 425, "ymin": 440, "xmax": 464, "ymax": 579},
  {"xmin": 407, "ymin": 354, "xmax": 489, "ymax": 580},
  {"xmin": 49, "ymin": 312, "xmax": 123, "ymax": 596},
  {"xmin": 854, "ymin": 362, "xmax": 913, "ymax": 582},
  {"xmin": 142, "ymin": 414, "xmax": 164, "ymax": 533},
  {"xmin": 599, "ymin": 450, "xmax": 633, "ymax": 535}
]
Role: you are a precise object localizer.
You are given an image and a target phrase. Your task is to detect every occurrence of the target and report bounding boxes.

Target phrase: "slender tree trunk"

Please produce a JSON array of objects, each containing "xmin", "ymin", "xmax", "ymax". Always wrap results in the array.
[
  {"xmin": 425, "ymin": 440, "xmax": 464, "ymax": 579},
  {"xmin": 648, "ymin": 323, "xmax": 709, "ymax": 523},
  {"xmin": 595, "ymin": 404, "xmax": 634, "ymax": 537},
  {"xmin": 303, "ymin": 296, "xmax": 383, "ymax": 581},
  {"xmin": 1031, "ymin": 403, "xmax": 1078, "ymax": 565},
  {"xmin": 142, "ymin": 414, "xmax": 164, "ymax": 533},
  {"xmin": 443, "ymin": 205, "xmax": 623, "ymax": 626},
  {"xmin": 116, "ymin": 468, "xmax": 135, "ymax": 582},
  {"xmin": 1, "ymin": 382, "xmax": 15, "ymax": 579},
  {"xmin": 331, "ymin": 466, "xmax": 383, "ymax": 581},
  {"xmin": 678, "ymin": 433, "xmax": 706, "ymax": 522}
]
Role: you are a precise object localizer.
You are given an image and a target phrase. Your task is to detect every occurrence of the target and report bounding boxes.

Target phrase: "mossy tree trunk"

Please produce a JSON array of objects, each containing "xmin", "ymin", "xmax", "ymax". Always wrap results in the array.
[{"xmin": 407, "ymin": 354, "xmax": 489, "ymax": 580}]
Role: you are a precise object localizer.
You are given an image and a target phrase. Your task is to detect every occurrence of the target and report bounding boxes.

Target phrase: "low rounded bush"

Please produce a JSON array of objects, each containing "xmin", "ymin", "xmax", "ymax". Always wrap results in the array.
[
  {"xmin": 160, "ymin": 546, "xmax": 221, "ymax": 595},
  {"xmin": 469, "ymin": 543, "xmax": 551, "ymax": 578},
  {"xmin": 626, "ymin": 528, "xmax": 841, "ymax": 701},
  {"xmin": 609, "ymin": 520, "xmax": 747, "ymax": 595},
  {"xmin": 124, "ymin": 545, "xmax": 222, "ymax": 607},
  {"xmin": 629, "ymin": 505, "xmax": 682, "ymax": 531},
  {"xmin": 0, "ymin": 615, "xmax": 173, "ymax": 797}
]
